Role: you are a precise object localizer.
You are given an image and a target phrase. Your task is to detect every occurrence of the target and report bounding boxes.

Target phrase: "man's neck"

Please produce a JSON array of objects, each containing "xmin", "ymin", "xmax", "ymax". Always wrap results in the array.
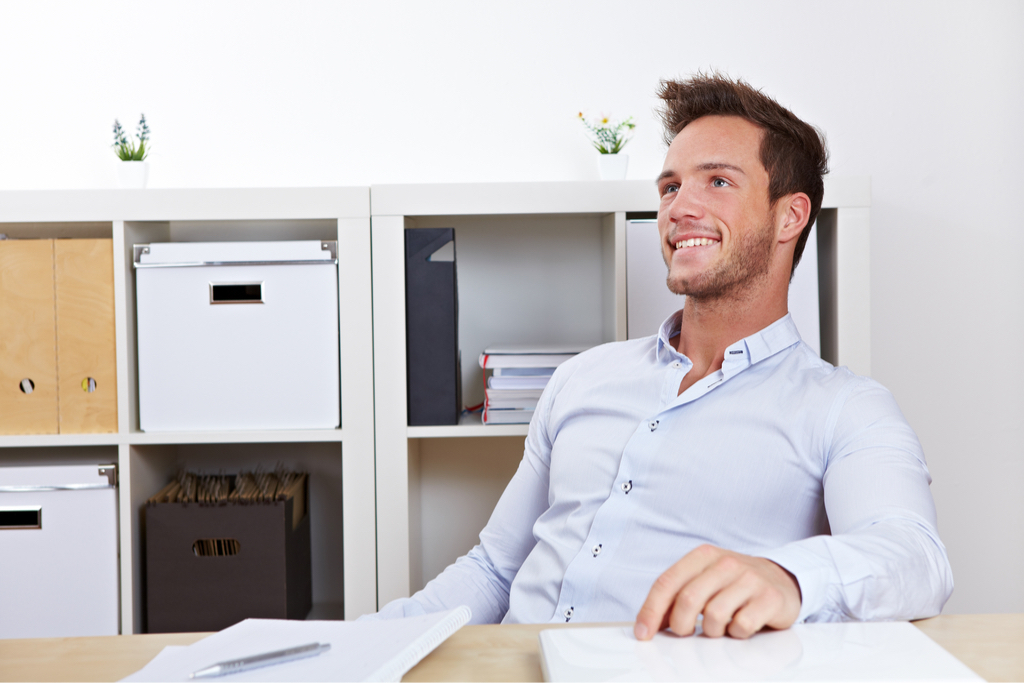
[{"xmin": 674, "ymin": 286, "xmax": 789, "ymax": 395}]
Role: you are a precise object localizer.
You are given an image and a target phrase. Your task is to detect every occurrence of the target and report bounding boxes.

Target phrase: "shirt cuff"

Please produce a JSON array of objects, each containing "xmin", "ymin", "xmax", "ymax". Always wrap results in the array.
[{"xmin": 758, "ymin": 538, "xmax": 835, "ymax": 624}]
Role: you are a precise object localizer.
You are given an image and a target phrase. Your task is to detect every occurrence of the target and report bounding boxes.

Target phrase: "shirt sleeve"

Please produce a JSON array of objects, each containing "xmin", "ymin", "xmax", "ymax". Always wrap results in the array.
[
  {"xmin": 367, "ymin": 373, "xmax": 559, "ymax": 624},
  {"xmin": 759, "ymin": 377, "xmax": 954, "ymax": 623}
]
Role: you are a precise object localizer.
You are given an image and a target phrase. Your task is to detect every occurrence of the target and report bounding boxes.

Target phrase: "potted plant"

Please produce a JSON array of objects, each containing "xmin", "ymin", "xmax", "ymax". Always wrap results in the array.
[
  {"xmin": 578, "ymin": 112, "xmax": 635, "ymax": 180},
  {"xmin": 113, "ymin": 114, "xmax": 151, "ymax": 188}
]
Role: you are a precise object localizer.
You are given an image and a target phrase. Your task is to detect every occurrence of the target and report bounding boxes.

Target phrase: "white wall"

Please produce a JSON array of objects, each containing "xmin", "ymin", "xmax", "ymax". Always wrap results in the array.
[{"xmin": 2, "ymin": 0, "xmax": 1021, "ymax": 614}]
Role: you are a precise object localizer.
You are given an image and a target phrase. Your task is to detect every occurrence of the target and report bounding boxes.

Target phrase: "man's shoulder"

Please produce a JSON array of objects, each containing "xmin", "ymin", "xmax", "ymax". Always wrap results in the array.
[
  {"xmin": 546, "ymin": 336, "xmax": 658, "ymax": 386},
  {"xmin": 780, "ymin": 342, "xmax": 906, "ymax": 422}
]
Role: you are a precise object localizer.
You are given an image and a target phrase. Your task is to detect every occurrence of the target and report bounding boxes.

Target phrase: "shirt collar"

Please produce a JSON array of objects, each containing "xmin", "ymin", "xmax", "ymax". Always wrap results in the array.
[{"xmin": 656, "ymin": 309, "xmax": 803, "ymax": 367}]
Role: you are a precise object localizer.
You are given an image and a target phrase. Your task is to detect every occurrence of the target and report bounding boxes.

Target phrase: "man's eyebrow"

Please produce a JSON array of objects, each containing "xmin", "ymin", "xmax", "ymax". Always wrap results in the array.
[
  {"xmin": 655, "ymin": 170, "xmax": 676, "ymax": 184},
  {"xmin": 696, "ymin": 162, "xmax": 746, "ymax": 175}
]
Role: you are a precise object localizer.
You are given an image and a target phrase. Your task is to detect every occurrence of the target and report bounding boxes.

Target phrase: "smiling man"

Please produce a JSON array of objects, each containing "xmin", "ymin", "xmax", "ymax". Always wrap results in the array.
[{"xmin": 371, "ymin": 74, "xmax": 953, "ymax": 638}]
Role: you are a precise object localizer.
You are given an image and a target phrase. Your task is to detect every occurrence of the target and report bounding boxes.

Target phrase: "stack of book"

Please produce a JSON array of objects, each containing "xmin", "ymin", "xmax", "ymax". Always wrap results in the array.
[{"xmin": 477, "ymin": 344, "xmax": 589, "ymax": 425}]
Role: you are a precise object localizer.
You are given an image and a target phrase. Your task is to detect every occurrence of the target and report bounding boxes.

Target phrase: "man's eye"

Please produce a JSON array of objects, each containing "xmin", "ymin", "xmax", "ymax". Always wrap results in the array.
[
  {"xmin": 712, "ymin": 178, "xmax": 730, "ymax": 188},
  {"xmin": 661, "ymin": 184, "xmax": 679, "ymax": 196}
]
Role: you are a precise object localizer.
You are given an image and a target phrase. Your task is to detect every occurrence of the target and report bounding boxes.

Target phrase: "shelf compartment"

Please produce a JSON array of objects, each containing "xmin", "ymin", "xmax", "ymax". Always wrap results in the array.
[
  {"xmin": 124, "ymin": 441, "xmax": 346, "ymax": 633},
  {"xmin": 406, "ymin": 213, "xmax": 622, "ymax": 413},
  {"xmin": 407, "ymin": 436, "xmax": 525, "ymax": 594}
]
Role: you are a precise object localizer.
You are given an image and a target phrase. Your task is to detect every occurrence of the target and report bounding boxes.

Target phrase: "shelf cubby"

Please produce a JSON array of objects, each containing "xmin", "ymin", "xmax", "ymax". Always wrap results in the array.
[{"xmin": 370, "ymin": 179, "xmax": 871, "ymax": 608}]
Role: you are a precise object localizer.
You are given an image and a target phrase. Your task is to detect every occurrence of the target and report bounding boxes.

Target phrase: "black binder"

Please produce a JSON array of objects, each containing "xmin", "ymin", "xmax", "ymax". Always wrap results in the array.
[{"xmin": 405, "ymin": 228, "xmax": 461, "ymax": 426}]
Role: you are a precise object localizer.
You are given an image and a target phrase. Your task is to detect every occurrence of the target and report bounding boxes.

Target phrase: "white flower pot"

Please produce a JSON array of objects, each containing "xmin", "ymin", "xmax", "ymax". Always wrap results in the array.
[
  {"xmin": 598, "ymin": 154, "xmax": 628, "ymax": 180},
  {"xmin": 117, "ymin": 161, "xmax": 149, "ymax": 189}
]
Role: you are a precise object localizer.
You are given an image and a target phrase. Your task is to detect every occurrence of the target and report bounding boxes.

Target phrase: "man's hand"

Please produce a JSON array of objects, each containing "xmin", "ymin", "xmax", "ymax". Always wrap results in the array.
[{"xmin": 634, "ymin": 544, "xmax": 801, "ymax": 640}]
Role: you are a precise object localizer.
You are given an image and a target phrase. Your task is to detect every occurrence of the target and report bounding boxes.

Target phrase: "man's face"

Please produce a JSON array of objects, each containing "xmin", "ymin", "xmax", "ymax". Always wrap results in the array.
[{"xmin": 656, "ymin": 115, "xmax": 776, "ymax": 301}]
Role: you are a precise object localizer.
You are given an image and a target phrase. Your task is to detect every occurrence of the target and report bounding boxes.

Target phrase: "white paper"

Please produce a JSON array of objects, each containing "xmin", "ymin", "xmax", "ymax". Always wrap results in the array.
[
  {"xmin": 539, "ymin": 622, "xmax": 982, "ymax": 682},
  {"xmin": 122, "ymin": 608, "xmax": 470, "ymax": 682}
]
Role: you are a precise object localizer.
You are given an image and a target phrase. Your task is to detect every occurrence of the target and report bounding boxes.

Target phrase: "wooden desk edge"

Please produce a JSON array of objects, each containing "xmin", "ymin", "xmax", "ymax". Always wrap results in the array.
[{"xmin": 1, "ymin": 614, "xmax": 1021, "ymax": 682}]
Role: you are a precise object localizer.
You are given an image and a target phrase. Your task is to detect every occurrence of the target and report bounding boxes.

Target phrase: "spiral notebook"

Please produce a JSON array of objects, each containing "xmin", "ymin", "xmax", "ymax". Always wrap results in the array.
[{"xmin": 122, "ymin": 606, "xmax": 471, "ymax": 682}]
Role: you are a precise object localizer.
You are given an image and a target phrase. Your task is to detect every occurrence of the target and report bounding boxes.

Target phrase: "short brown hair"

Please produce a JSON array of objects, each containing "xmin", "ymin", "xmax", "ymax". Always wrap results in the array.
[{"xmin": 657, "ymin": 73, "xmax": 829, "ymax": 277}]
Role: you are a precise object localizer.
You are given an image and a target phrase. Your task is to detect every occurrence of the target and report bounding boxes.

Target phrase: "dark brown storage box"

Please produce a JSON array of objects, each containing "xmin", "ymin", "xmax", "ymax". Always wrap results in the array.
[{"xmin": 145, "ymin": 483, "xmax": 312, "ymax": 633}]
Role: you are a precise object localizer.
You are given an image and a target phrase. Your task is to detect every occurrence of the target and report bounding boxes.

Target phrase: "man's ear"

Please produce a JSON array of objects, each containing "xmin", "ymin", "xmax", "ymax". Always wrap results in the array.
[{"xmin": 777, "ymin": 193, "xmax": 811, "ymax": 244}]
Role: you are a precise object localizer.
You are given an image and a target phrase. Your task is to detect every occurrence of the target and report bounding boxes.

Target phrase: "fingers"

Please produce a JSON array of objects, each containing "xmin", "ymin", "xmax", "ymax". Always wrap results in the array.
[
  {"xmin": 634, "ymin": 547, "xmax": 803, "ymax": 641},
  {"xmin": 666, "ymin": 553, "xmax": 747, "ymax": 637},
  {"xmin": 634, "ymin": 544, "xmax": 721, "ymax": 640},
  {"xmin": 703, "ymin": 570, "xmax": 782, "ymax": 638},
  {"xmin": 727, "ymin": 588, "xmax": 784, "ymax": 639}
]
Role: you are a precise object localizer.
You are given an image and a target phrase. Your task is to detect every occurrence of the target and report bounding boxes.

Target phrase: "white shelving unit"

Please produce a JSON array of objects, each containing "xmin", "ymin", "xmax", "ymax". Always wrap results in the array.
[
  {"xmin": 1, "ymin": 179, "xmax": 873, "ymax": 626},
  {"xmin": 0, "ymin": 188, "xmax": 377, "ymax": 632},
  {"xmin": 369, "ymin": 179, "xmax": 872, "ymax": 606}
]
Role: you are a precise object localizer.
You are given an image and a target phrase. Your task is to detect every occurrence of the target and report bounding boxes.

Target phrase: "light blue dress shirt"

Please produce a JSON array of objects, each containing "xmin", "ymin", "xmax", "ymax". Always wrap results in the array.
[{"xmin": 375, "ymin": 312, "xmax": 953, "ymax": 624}]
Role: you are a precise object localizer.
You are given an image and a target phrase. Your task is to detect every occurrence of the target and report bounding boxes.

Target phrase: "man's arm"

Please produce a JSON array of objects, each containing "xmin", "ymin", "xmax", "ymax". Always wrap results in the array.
[{"xmin": 635, "ymin": 378, "xmax": 953, "ymax": 638}]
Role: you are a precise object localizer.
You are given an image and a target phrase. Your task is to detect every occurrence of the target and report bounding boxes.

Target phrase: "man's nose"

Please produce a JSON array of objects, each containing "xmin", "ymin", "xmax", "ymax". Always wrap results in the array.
[{"xmin": 666, "ymin": 183, "xmax": 703, "ymax": 223}]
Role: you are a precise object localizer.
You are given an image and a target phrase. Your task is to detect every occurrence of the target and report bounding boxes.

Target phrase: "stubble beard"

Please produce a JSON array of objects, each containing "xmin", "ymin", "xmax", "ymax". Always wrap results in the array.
[{"xmin": 664, "ymin": 217, "xmax": 776, "ymax": 304}]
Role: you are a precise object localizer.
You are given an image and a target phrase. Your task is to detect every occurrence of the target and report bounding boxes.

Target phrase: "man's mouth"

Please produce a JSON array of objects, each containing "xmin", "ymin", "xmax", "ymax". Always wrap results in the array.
[{"xmin": 674, "ymin": 237, "xmax": 720, "ymax": 249}]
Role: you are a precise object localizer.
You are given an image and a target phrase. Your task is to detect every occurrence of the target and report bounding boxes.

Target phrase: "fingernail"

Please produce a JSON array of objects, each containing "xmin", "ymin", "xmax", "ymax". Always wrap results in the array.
[{"xmin": 634, "ymin": 622, "xmax": 648, "ymax": 640}]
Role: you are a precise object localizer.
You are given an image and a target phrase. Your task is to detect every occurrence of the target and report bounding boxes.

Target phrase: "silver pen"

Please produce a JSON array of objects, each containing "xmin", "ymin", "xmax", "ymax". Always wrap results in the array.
[{"xmin": 189, "ymin": 641, "xmax": 331, "ymax": 679}]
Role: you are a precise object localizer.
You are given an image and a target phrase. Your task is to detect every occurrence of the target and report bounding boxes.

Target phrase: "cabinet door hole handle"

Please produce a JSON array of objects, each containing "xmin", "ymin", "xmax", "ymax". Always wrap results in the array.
[
  {"xmin": 193, "ymin": 538, "xmax": 242, "ymax": 557},
  {"xmin": 0, "ymin": 507, "xmax": 42, "ymax": 529}
]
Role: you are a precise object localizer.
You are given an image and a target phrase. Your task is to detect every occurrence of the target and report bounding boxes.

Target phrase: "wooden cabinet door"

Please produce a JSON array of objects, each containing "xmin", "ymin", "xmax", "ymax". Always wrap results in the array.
[
  {"xmin": 0, "ymin": 240, "xmax": 59, "ymax": 434},
  {"xmin": 54, "ymin": 238, "xmax": 118, "ymax": 433}
]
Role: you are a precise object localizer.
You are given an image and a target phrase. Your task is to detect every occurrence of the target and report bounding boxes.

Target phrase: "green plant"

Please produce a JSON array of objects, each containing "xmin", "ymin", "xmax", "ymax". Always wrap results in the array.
[
  {"xmin": 578, "ymin": 112, "xmax": 635, "ymax": 154},
  {"xmin": 112, "ymin": 114, "xmax": 150, "ymax": 161}
]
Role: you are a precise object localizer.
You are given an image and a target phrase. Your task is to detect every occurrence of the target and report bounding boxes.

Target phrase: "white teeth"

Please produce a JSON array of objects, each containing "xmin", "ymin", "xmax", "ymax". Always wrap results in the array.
[{"xmin": 675, "ymin": 238, "xmax": 717, "ymax": 249}]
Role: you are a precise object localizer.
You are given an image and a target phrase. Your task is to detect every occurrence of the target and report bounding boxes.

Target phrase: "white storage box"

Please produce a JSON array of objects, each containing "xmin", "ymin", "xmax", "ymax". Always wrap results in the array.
[
  {"xmin": 134, "ymin": 241, "xmax": 340, "ymax": 431},
  {"xmin": 0, "ymin": 464, "xmax": 119, "ymax": 638}
]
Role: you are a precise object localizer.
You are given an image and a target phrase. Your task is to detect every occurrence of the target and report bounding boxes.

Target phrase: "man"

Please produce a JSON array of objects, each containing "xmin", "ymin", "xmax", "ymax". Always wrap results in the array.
[{"xmin": 373, "ymin": 74, "xmax": 953, "ymax": 638}]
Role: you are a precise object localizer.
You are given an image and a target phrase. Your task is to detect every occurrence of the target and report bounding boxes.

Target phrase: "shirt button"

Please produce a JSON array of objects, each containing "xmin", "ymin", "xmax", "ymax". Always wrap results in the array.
[
  {"xmin": 648, "ymin": 420, "xmax": 659, "ymax": 431},
  {"xmin": 672, "ymin": 361, "xmax": 682, "ymax": 368},
  {"xmin": 564, "ymin": 606, "xmax": 574, "ymax": 621},
  {"xmin": 621, "ymin": 480, "xmax": 632, "ymax": 493},
  {"xmin": 592, "ymin": 544, "xmax": 602, "ymax": 556}
]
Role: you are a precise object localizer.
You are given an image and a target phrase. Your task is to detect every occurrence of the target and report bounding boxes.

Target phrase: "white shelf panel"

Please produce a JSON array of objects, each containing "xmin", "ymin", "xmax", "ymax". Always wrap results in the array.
[
  {"xmin": 0, "ymin": 187, "xmax": 370, "ymax": 223},
  {"xmin": 373, "ymin": 180, "xmax": 658, "ymax": 216},
  {"xmin": 0, "ymin": 429, "xmax": 348, "ymax": 447},
  {"xmin": 0, "ymin": 433, "xmax": 120, "ymax": 448},
  {"xmin": 407, "ymin": 412, "xmax": 529, "ymax": 438},
  {"xmin": 126, "ymin": 428, "xmax": 344, "ymax": 445}
]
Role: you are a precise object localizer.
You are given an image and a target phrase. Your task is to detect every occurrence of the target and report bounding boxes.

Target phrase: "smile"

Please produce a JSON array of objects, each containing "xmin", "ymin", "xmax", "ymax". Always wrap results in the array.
[{"xmin": 675, "ymin": 237, "xmax": 719, "ymax": 249}]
